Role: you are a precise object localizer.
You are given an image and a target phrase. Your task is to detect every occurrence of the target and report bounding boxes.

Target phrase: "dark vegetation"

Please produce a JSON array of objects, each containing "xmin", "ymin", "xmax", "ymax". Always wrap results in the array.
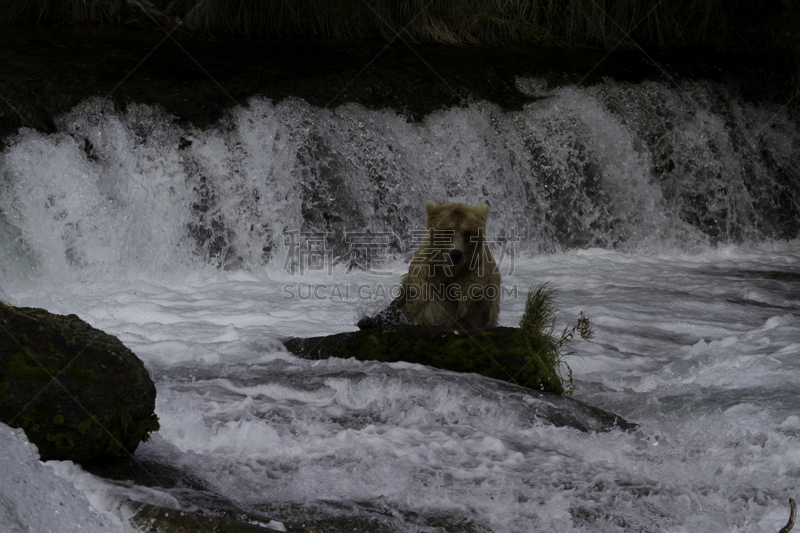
[
  {"xmin": 1, "ymin": 1, "xmax": 797, "ymax": 140},
  {"xmin": 2, "ymin": 1, "xmax": 799, "ymax": 87},
  {"xmin": 1, "ymin": 0, "xmax": 797, "ymax": 53}
]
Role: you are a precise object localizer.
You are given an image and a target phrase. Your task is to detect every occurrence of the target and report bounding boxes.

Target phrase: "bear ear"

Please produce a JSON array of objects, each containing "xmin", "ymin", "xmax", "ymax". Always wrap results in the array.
[
  {"xmin": 474, "ymin": 202, "xmax": 489, "ymax": 222},
  {"xmin": 424, "ymin": 200, "xmax": 440, "ymax": 224}
]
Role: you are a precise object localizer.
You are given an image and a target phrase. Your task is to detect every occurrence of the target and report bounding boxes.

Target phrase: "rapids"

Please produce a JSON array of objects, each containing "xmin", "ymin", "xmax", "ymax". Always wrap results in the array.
[{"xmin": 1, "ymin": 76, "xmax": 799, "ymax": 532}]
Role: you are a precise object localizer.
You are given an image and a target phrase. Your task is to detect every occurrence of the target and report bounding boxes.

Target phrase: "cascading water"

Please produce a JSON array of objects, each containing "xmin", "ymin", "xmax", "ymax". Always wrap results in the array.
[
  {"xmin": 1, "ymin": 77, "xmax": 797, "ymax": 279},
  {"xmin": 2, "ymin": 76, "xmax": 800, "ymax": 533}
]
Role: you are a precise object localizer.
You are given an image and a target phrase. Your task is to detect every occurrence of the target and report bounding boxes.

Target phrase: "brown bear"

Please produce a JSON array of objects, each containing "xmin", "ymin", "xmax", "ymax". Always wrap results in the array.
[{"xmin": 360, "ymin": 200, "xmax": 500, "ymax": 330}]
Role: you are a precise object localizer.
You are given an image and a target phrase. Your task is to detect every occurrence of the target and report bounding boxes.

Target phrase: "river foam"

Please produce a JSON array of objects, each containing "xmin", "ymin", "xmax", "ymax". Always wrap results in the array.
[{"xmin": 1, "ymin": 83, "xmax": 799, "ymax": 531}]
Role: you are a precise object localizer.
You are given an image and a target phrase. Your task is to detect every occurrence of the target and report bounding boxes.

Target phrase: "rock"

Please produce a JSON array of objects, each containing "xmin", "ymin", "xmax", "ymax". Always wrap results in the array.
[
  {"xmin": 283, "ymin": 325, "xmax": 567, "ymax": 395},
  {"xmin": 0, "ymin": 304, "xmax": 159, "ymax": 463}
]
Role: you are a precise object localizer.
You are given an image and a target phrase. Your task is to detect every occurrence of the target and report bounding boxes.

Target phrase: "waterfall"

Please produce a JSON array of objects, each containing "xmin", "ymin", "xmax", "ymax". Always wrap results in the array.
[{"xmin": 1, "ymin": 78, "xmax": 798, "ymax": 279}]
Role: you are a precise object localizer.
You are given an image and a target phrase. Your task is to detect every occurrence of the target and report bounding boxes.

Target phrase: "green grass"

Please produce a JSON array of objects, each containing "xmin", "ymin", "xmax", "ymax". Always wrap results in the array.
[
  {"xmin": 0, "ymin": 0, "xmax": 122, "ymax": 26},
  {"xmin": 520, "ymin": 282, "xmax": 593, "ymax": 395},
  {"xmin": 2, "ymin": 0, "xmax": 798, "ymax": 102},
  {"xmin": 0, "ymin": 0, "xmax": 793, "ymax": 50}
]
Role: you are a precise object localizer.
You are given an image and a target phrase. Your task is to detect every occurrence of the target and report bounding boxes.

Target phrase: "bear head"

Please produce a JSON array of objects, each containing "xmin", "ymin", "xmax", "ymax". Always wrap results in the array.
[{"xmin": 422, "ymin": 200, "xmax": 489, "ymax": 278}]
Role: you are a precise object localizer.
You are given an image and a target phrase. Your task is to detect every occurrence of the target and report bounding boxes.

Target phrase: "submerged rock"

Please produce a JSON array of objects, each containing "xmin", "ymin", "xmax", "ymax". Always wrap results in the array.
[{"xmin": 0, "ymin": 304, "xmax": 159, "ymax": 463}]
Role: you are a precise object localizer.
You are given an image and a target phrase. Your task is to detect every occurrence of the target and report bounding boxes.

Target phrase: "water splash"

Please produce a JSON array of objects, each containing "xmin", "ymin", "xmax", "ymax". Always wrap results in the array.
[{"xmin": 1, "ymin": 78, "xmax": 798, "ymax": 279}]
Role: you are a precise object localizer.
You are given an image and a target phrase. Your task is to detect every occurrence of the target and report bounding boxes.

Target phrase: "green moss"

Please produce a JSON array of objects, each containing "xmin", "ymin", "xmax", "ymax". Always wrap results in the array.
[
  {"xmin": 13, "ymin": 402, "xmax": 60, "ymax": 434},
  {"xmin": 0, "ymin": 306, "xmax": 159, "ymax": 462},
  {"xmin": 90, "ymin": 410, "xmax": 160, "ymax": 456},
  {"xmin": 46, "ymin": 431, "xmax": 75, "ymax": 451},
  {"xmin": 73, "ymin": 415, "xmax": 97, "ymax": 438},
  {"xmin": 6, "ymin": 395, "xmax": 160, "ymax": 460},
  {"xmin": 64, "ymin": 330, "xmax": 85, "ymax": 347},
  {"xmin": 69, "ymin": 364, "xmax": 100, "ymax": 382},
  {"xmin": 4, "ymin": 351, "xmax": 59, "ymax": 380},
  {"xmin": 17, "ymin": 333, "xmax": 29, "ymax": 345}
]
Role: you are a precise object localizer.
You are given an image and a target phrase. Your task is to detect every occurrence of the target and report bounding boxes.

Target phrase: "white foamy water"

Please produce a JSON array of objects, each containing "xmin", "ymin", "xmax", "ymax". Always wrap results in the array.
[
  {"xmin": 0, "ymin": 424, "xmax": 127, "ymax": 533},
  {"xmin": 3, "ymin": 245, "xmax": 800, "ymax": 532},
  {"xmin": 1, "ymin": 83, "xmax": 799, "ymax": 531}
]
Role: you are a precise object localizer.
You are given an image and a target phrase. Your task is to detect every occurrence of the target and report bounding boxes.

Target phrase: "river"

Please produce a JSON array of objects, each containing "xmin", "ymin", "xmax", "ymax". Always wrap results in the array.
[{"xmin": 1, "ymin": 72, "xmax": 799, "ymax": 532}]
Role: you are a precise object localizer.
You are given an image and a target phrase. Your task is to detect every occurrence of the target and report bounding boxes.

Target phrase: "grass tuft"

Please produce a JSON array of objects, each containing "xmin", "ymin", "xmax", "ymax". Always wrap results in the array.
[{"xmin": 520, "ymin": 282, "xmax": 593, "ymax": 395}]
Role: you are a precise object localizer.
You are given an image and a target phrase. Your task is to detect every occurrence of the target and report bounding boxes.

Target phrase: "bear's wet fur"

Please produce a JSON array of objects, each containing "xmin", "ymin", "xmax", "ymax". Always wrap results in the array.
[{"xmin": 358, "ymin": 200, "xmax": 500, "ymax": 330}]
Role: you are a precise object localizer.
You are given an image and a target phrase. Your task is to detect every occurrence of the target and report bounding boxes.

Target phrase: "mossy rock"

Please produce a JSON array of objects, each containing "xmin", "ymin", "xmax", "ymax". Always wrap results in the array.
[
  {"xmin": 0, "ymin": 304, "xmax": 159, "ymax": 463},
  {"xmin": 283, "ymin": 325, "xmax": 565, "ymax": 395}
]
